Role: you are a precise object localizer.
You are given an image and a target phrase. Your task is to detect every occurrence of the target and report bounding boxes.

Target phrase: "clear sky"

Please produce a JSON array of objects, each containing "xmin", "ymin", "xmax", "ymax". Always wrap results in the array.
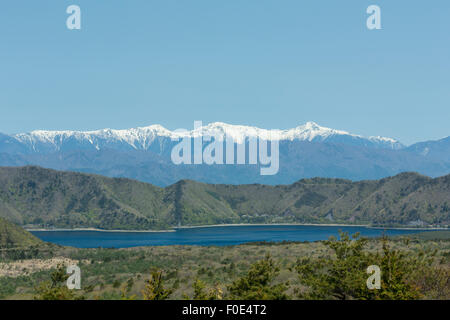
[{"xmin": 1, "ymin": 0, "xmax": 449, "ymax": 145}]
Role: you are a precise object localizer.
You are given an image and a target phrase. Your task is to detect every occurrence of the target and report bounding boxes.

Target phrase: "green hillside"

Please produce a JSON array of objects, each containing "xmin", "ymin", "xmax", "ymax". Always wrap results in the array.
[
  {"xmin": 0, "ymin": 166, "xmax": 449, "ymax": 230},
  {"xmin": 0, "ymin": 217, "xmax": 43, "ymax": 248}
]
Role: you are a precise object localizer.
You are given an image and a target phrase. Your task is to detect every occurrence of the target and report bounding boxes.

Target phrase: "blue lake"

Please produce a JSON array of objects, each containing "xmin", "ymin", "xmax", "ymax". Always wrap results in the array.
[{"xmin": 30, "ymin": 225, "xmax": 432, "ymax": 248}]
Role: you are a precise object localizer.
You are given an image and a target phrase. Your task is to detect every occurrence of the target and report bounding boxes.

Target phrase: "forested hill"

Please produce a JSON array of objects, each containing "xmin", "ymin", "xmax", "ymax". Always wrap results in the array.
[{"xmin": 0, "ymin": 166, "xmax": 448, "ymax": 230}]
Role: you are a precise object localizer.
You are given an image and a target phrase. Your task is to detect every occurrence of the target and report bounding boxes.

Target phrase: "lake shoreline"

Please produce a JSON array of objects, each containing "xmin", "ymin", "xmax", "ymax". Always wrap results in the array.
[
  {"xmin": 27, "ymin": 223, "xmax": 448, "ymax": 233},
  {"xmin": 26, "ymin": 227, "xmax": 176, "ymax": 233}
]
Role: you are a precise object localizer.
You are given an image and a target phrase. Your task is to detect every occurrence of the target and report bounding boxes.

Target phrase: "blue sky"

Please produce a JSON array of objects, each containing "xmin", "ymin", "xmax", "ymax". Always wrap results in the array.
[{"xmin": 0, "ymin": 0, "xmax": 449, "ymax": 145}]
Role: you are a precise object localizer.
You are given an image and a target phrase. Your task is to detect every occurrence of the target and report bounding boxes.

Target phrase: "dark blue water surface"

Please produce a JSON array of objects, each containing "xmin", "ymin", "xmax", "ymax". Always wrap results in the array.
[{"xmin": 30, "ymin": 225, "xmax": 432, "ymax": 248}]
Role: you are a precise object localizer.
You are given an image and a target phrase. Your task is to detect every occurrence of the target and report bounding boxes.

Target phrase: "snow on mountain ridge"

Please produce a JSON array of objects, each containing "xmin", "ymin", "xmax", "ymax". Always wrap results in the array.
[
  {"xmin": 174, "ymin": 121, "xmax": 366, "ymax": 143},
  {"xmin": 13, "ymin": 125, "xmax": 174, "ymax": 151},
  {"xmin": 11, "ymin": 122, "xmax": 403, "ymax": 151}
]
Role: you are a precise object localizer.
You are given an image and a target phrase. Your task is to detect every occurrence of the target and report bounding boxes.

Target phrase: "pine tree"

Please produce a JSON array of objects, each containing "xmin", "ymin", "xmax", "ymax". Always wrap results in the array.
[
  {"xmin": 141, "ymin": 269, "xmax": 172, "ymax": 300},
  {"xmin": 228, "ymin": 254, "xmax": 289, "ymax": 300}
]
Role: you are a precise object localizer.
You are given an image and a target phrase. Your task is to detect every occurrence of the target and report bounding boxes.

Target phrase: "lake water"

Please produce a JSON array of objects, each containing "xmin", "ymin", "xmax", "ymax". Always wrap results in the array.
[{"xmin": 30, "ymin": 225, "xmax": 431, "ymax": 248}]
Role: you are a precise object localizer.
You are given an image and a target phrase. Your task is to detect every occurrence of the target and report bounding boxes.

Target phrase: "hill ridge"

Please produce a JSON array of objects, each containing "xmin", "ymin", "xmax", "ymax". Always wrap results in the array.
[{"xmin": 0, "ymin": 166, "xmax": 448, "ymax": 230}]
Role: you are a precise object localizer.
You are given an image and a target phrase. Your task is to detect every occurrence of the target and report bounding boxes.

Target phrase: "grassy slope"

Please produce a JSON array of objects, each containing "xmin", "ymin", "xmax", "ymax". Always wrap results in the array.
[
  {"xmin": 395, "ymin": 230, "xmax": 450, "ymax": 240},
  {"xmin": 0, "ymin": 217, "xmax": 43, "ymax": 248},
  {"xmin": 0, "ymin": 166, "xmax": 449, "ymax": 230}
]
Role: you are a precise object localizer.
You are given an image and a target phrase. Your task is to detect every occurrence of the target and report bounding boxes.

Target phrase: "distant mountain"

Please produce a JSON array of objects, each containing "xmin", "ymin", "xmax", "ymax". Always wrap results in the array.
[
  {"xmin": 407, "ymin": 136, "xmax": 450, "ymax": 162},
  {"xmin": 0, "ymin": 217, "xmax": 43, "ymax": 248},
  {"xmin": 0, "ymin": 122, "xmax": 449, "ymax": 186},
  {"xmin": 0, "ymin": 166, "xmax": 448, "ymax": 230}
]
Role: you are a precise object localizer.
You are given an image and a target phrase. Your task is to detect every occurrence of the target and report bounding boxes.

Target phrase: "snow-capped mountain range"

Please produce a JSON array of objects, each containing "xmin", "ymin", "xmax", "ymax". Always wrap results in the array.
[
  {"xmin": 9, "ymin": 121, "xmax": 403, "ymax": 153},
  {"xmin": 0, "ymin": 122, "xmax": 448, "ymax": 186}
]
